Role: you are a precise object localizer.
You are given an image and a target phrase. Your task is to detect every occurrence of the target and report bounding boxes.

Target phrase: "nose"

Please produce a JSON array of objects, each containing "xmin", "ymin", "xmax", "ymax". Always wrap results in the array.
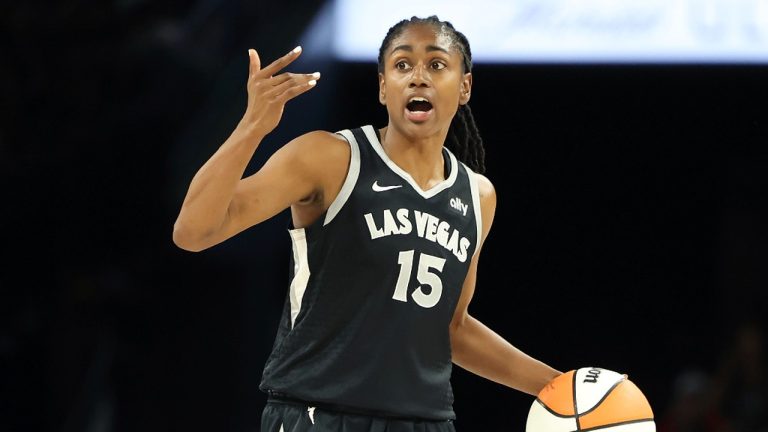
[{"xmin": 409, "ymin": 63, "xmax": 431, "ymax": 88}]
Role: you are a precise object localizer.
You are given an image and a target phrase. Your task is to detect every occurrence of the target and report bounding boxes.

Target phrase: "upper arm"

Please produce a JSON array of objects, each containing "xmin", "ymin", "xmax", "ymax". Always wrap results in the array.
[
  {"xmin": 214, "ymin": 130, "xmax": 350, "ymax": 242},
  {"xmin": 450, "ymin": 173, "xmax": 497, "ymax": 329}
]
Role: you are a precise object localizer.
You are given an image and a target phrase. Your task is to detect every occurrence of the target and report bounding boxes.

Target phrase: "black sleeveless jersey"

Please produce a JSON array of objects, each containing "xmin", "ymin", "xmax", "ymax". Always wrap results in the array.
[{"xmin": 259, "ymin": 125, "xmax": 483, "ymax": 420}]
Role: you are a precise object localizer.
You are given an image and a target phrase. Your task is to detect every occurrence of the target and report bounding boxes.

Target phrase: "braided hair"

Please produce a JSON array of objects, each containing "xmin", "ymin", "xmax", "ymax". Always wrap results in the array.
[{"xmin": 377, "ymin": 15, "xmax": 486, "ymax": 174}]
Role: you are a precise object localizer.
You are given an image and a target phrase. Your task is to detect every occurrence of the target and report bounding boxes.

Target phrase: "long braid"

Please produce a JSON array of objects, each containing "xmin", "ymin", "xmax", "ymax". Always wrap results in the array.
[
  {"xmin": 378, "ymin": 16, "xmax": 487, "ymax": 174},
  {"xmin": 452, "ymin": 105, "xmax": 486, "ymax": 174}
]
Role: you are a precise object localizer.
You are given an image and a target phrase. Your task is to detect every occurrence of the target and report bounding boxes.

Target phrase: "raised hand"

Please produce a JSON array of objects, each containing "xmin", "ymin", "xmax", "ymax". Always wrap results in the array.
[{"xmin": 242, "ymin": 46, "xmax": 321, "ymax": 137}]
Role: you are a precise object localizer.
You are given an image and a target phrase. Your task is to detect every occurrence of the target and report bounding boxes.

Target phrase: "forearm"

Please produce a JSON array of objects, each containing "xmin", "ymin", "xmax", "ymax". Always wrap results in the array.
[
  {"xmin": 450, "ymin": 314, "xmax": 561, "ymax": 396},
  {"xmin": 173, "ymin": 120, "xmax": 264, "ymax": 248}
]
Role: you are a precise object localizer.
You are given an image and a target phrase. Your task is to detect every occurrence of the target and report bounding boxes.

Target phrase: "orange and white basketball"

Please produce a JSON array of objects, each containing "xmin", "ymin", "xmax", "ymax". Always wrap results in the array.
[{"xmin": 526, "ymin": 367, "xmax": 655, "ymax": 431}]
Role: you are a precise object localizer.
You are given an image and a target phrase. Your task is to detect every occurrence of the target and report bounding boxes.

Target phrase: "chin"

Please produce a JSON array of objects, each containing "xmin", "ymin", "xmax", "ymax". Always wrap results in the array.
[{"xmin": 401, "ymin": 120, "xmax": 441, "ymax": 138}]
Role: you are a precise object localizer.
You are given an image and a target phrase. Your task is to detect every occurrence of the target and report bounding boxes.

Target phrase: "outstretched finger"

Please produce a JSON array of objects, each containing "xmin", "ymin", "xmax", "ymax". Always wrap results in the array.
[
  {"xmin": 266, "ymin": 72, "xmax": 295, "ymax": 87},
  {"xmin": 258, "ymin": 46, "xmax": 303, "ymax": 78},
  {"xmin": 248, "ymin": 49, "xmax": 261, "ymax": 78},
  {"xmin": 266, "ymin": 72, "xmax": 320, "ymax": 98},
  {"xmin": 266, "ymin": 72, "xmax": 319, "ymax": 89},
  {"xmin": 274, "ymin": 77, "xmax": 318, "ymax": 104}
]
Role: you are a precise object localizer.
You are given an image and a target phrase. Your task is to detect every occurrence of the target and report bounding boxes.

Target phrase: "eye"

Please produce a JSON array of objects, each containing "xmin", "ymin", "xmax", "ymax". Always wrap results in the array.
[
  {"xmin": 395, "ymin": 60, "xmax": 410, "ymax": 71},
  {"xmin": 430, "ymin": 61, "xmax": 446, "ymax": 70}
]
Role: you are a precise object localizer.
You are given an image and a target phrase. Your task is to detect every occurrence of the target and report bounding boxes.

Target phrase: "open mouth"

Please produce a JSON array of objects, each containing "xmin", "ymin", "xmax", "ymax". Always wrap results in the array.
[
  {"xmin": 406, "ymin": 97, "xmax": 433, "ymax": 112},
  {"xmin": 405, "ymin": 97, "xmax": 434, "ymax": 122}
]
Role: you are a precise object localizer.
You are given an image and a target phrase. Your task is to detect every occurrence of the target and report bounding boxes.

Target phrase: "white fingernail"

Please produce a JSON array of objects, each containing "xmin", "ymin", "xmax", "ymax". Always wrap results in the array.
[
  {"xmin": 312, "ymin": 72, "xmax": 321, "ymax": 79},
  {"xmin": 293, "ymin": 46, "xmax": 302, "ymax": 53},
  {"xmin": 308, "ymin": 80, "xmax": 317, "ymax": 86}
]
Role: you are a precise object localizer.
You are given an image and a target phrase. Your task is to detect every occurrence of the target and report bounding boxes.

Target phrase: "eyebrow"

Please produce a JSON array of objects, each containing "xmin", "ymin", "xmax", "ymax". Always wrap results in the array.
[{"xmin": 390, "ymin": 44, "xmax": 450, "ymax": 55}]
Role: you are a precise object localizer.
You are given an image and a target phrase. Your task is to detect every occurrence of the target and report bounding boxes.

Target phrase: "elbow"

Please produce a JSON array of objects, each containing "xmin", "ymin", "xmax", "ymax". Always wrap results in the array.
[
  {"xmin": 449, "ymin": 314, "xmax": 470, "ymax": 366},
  {"xmin": 449, "ymin": 312, "xmax": 469, "ymax": 339},
  {"xmin": 172, "ymin": 221, "xmax": 208, "ymax": 252}
]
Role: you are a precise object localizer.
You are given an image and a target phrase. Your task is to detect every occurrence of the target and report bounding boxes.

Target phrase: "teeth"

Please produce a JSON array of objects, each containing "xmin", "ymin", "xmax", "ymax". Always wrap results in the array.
[{"xmin": 409, "ymin": 97, "xmax": 430, "ymax": 103}]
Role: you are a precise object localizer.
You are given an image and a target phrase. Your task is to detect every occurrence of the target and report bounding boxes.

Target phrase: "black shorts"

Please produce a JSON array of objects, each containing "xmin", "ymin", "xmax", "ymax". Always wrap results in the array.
[{"xmin": 261, "ymin": 398, "xmax": 457, "ymax": 432}]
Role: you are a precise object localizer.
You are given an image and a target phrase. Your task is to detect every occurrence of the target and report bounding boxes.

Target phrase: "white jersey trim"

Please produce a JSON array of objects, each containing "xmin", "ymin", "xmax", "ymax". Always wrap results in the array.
[
  {"xmin": 288, "ymin": 228, "xmax": 310, "ymax": 328},
  {"xmin": 324, "ymin": 129, "xmax": 361, "ymax": 226},
  {"xmin": 465, "ymin": 165, "xmax": 483, "ymax": 257},
  {"xmin": 362, "ymin": 125, "xmax": 458, "ymax": 199}
]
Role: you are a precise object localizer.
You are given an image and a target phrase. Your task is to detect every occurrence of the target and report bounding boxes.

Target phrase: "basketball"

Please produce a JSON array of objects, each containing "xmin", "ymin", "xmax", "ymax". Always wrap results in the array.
[{"xmin": 526, "ymin": 367, "xmax": 655, "ymax": 431}]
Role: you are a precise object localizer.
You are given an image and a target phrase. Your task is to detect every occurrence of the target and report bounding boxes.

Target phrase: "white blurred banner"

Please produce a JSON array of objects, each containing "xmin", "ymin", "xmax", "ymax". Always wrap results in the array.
[{"xmin": 327, "ymin": 0, "xmax": 768, "ymax": 63}]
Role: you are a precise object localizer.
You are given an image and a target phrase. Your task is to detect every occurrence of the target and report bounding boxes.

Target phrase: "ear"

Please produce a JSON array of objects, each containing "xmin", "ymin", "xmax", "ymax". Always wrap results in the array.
[
  {"xmin": 459, "ymin": 72, "xmax": 472, "ymax": 105},
  {"xmin": 378, "ymin": 72, "xmax": 386, "ymax": 105}
]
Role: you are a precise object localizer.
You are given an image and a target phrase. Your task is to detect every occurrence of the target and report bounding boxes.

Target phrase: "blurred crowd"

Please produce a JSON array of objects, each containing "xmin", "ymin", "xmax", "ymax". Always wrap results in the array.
[
  {"xmin": 659, "ymin": 321, "xmax": 768, "ymax": 432},
  {"xmin": 3, "ymin": 2, "xmax": 322, "ymax": 431}
]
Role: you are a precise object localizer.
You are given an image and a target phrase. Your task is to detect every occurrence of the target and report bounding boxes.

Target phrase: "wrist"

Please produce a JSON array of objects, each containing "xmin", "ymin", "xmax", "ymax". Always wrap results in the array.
[{"xmin": 235, "ymin": 116, "xmax": 269, "ymax": 142}]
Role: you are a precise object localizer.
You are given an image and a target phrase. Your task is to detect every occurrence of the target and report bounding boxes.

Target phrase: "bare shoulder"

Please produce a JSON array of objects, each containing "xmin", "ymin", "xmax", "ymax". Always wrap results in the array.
[
  {"xmin": 474, "ymin": 173, "xmax": 497, "ymax": 205},
  {"xmin": 472, "ymin": 172, "xmax": 497, "ymax": 243},
  {"xmin": 280, "ymin": 129, "xmax": 350, "ymax": 175},
  {"xmin": 282, "ymin": 130, "xmax": 352, "ymax": 209},
  {"xmin": 288, "ymin": 129, "xmax": 350, "ymax": 157}
]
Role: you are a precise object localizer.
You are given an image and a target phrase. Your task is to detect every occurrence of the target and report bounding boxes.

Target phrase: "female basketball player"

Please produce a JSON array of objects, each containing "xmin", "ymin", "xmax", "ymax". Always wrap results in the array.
[{"xmin": 173, "ymin": 16, "xmax": 561, "ymax": 431}]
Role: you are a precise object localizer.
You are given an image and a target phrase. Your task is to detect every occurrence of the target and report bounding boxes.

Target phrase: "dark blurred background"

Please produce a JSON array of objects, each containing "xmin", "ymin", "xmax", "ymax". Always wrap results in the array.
[{"xmin": 2, "ymin": 1, "xmax": 767, "ymax": 431}]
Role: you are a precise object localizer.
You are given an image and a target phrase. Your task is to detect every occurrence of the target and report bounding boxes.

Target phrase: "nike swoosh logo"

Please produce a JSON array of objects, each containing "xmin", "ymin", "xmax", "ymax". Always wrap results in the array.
[{"xmin": 372, "ymin": 181, "xmax": 403, "ymax": 192}]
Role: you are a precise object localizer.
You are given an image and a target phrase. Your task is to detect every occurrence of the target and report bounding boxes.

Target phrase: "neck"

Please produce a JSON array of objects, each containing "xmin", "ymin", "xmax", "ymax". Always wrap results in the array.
[{"xmin": 379, "ymin": 124, "xmax": 448, "ymax": 189}]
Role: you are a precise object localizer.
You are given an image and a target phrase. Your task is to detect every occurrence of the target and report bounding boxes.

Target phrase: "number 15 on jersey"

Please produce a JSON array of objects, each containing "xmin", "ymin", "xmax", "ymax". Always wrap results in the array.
[{"xmin": 392, "ymin": 250, "xmax": 446, "ymax": 308}]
